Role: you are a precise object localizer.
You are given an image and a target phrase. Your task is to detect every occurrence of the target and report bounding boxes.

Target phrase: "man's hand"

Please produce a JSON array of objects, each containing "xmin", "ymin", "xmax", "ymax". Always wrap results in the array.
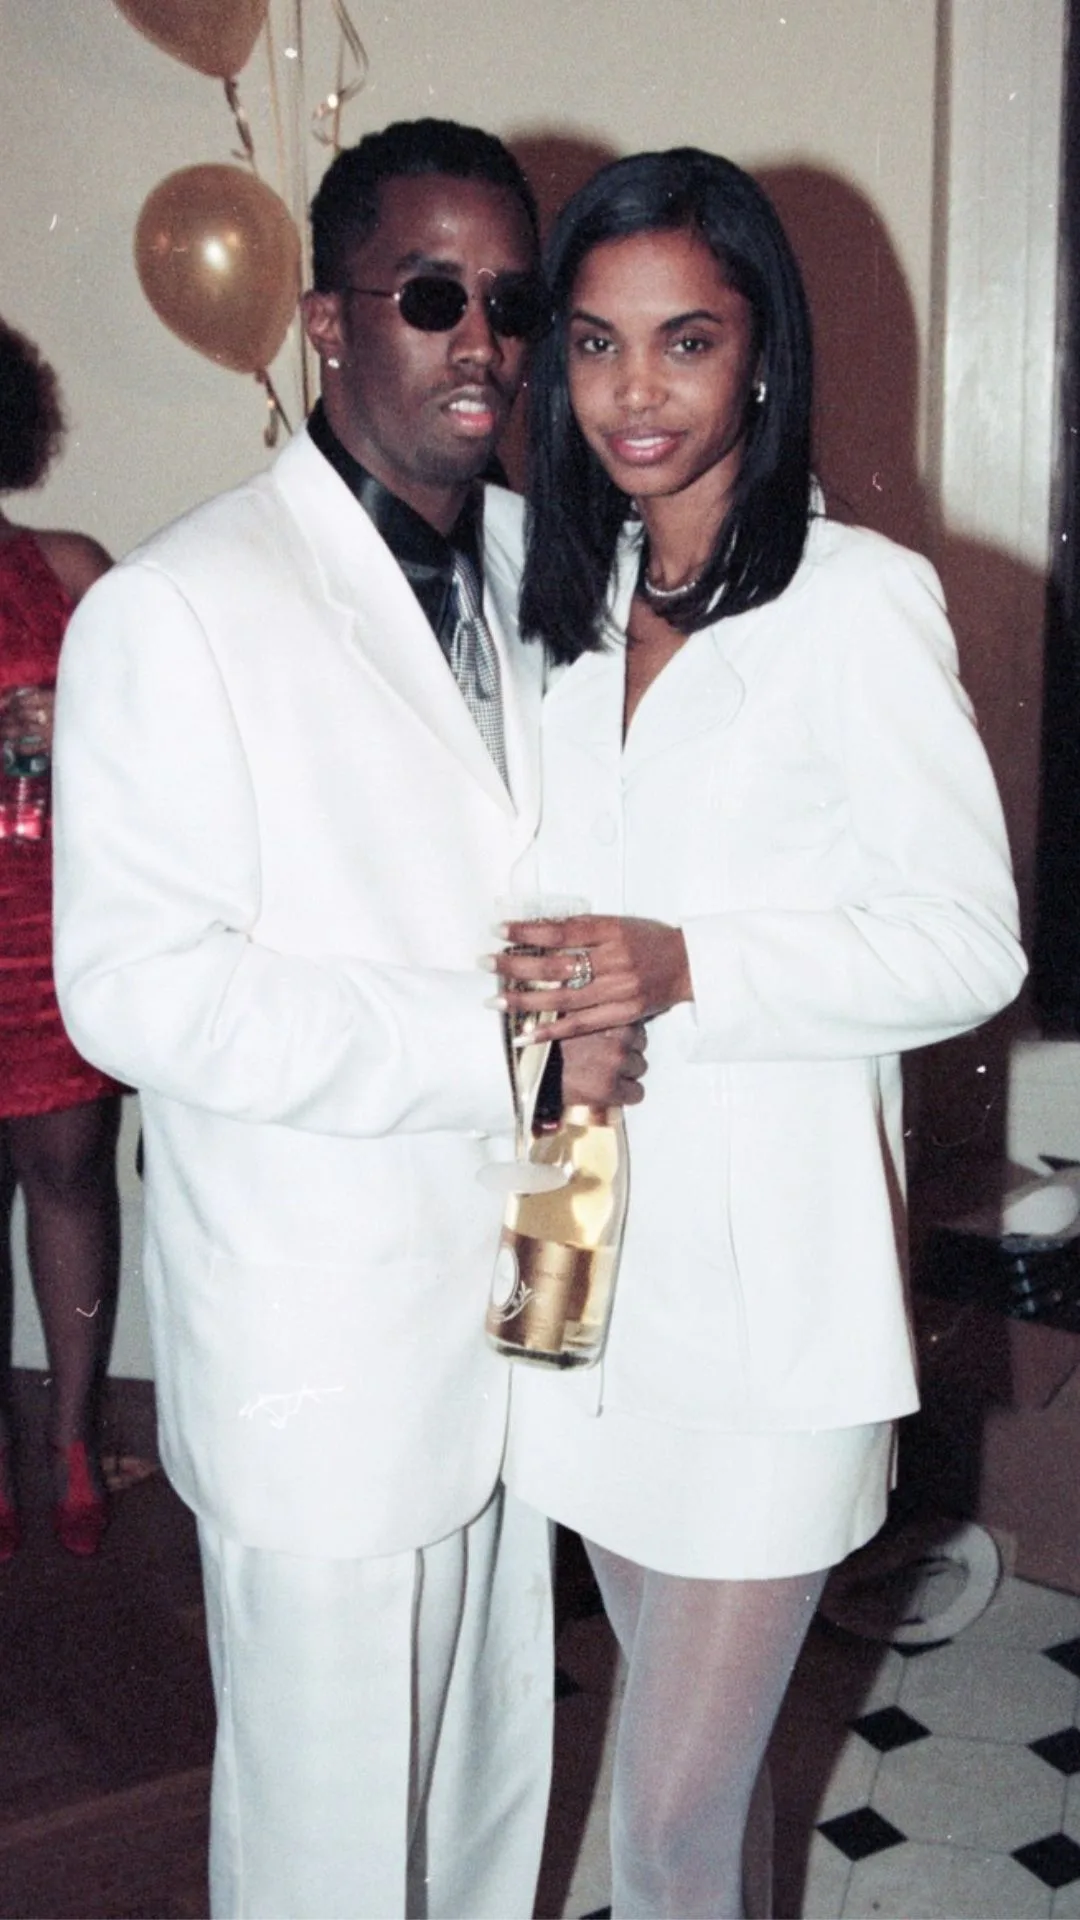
[{"xmin": 560, "ymin": 1022, "xmax": 648, "ymax": 1108}]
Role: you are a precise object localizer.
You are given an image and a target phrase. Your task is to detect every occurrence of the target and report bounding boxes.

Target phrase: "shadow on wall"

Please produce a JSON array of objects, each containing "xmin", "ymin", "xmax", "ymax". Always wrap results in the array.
[
  {"xmin": 759, "ymin": 162, "xmax": 1045, "ymax": 1217},
  {"xmin": 509, "ymin": 132, "xmax": 619, "ymax": 240},
  {"xmin": 759, "ymin": 163, "xmax": 931, "ymax": 556},
  {"xmin": 503, "ymin": 131, "xmax": 619, "ymax": 493}
]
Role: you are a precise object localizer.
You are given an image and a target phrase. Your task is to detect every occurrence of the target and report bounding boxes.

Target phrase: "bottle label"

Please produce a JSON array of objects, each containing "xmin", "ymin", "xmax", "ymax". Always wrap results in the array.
[
  {"xmin": 486, "ymin": 1229, "xmax": 611, "ymax": 1362},
  {"xmin": 490, "ymin": 1243, "xmax": 532, "ymax": 1322}
]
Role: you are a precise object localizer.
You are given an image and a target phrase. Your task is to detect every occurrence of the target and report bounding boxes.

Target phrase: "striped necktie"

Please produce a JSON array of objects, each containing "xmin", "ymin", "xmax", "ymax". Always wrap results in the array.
[{"xmin": 448, "ymin": 553, "xmax": 509, "ymax": 787}]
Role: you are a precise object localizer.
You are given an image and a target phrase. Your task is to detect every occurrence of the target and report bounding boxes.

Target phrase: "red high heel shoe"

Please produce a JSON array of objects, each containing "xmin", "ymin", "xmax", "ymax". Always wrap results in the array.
[
  {"xmin": 0, "ymin": 1448, "xmax": 20, "ymax": 1562},
  {"xmin": 51, "ymin": 1441, "xmax": 108, "ymax": 1557}
]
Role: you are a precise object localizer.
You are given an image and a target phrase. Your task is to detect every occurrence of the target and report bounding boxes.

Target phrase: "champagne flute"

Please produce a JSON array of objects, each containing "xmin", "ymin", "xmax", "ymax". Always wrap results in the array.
[{"xmin": 478, "ymin": 893, "xmax": 590, "ymax": 1196}]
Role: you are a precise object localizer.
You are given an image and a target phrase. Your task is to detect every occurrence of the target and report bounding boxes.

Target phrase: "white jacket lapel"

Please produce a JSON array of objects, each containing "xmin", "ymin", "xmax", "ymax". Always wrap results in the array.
[
  {"xmin": 623, "ymin": 634, "xmax": 745, "ymax": 775},
  {"xmin": 482, "ymin": 486, "xmax": 543, "ymax": 845},
  {"xmin": 601, "ymin": 537, "xmax": 745, "ymax": 774},
  {"xmin": 543, "ymin": 539, "xmax": 745, "ymax": 778},
  {"xmin": 270, "ymin": 432, "xmax": 518, "ymax": 811}
]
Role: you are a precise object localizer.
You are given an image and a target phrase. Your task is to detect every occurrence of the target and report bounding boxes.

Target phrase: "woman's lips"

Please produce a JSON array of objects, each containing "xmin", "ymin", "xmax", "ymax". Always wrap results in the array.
[{"xmin": 604, "ymin": 429, "xmax": 683, "ymax": 466}]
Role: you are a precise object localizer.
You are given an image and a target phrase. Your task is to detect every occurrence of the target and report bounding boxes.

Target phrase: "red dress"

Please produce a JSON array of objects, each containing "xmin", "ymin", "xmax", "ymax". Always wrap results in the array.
[{"xmin": 0, "ymin": 530, "xmax": 121, "ymax": 1117}]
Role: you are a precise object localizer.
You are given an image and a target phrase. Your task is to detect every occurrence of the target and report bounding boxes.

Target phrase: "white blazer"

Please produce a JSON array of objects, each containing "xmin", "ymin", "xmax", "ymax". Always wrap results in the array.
[
  {"xmin": 522, "ymin": 516, "xmax": 1027, "ymax": 1432},
  {"xmin": 52, "ymin": 429, "xmax": 544, "ymax": 1558}
]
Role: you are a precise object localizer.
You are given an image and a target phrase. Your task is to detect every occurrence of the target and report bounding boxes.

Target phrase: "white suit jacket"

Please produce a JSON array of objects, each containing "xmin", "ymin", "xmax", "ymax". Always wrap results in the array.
[
  {"xmin": 521, "ymin": 517, "xmax": 1027, "ymax": 1433},
  {"xmin": 52, "ymin": 428, "xmax": 544, "ymax": 1557}
]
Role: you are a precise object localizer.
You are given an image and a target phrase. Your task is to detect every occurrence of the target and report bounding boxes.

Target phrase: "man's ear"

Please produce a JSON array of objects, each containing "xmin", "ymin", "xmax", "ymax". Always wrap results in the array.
[{"xmin": 302, "ymin": 289, "xmax": 346, "ymax": 367}]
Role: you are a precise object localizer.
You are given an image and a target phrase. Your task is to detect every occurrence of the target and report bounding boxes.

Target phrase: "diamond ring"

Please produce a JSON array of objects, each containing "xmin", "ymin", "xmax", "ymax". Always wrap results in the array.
[{"xmin": 566, "ymin": 949, "xmax": 594, "ymax": 990}]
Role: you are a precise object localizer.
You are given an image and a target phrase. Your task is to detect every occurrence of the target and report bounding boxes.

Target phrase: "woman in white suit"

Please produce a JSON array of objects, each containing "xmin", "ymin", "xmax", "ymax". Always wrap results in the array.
[{"xmin": 494, "ymin": 150, "xmax": 1027, "ymax": 1918}]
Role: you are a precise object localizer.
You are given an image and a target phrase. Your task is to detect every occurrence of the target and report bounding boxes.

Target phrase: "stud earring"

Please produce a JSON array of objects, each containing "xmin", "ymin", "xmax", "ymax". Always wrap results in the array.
[
  {"xmin": 326, "ymin": 356, "xmax": 341, "ymax": 370},
  {"xmin": 752, "ymin": 377, "xmax": 767, "ymax": 405}
]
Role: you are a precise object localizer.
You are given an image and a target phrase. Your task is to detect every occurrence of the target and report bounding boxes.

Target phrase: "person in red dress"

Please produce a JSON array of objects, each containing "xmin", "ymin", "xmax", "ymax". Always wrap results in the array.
[{"xmin": 0, "ymin": 317, "xmax": 122, "ymax": 1557}]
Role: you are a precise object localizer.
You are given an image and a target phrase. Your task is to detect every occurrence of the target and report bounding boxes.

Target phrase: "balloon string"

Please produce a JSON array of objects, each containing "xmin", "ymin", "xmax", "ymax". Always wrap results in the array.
[
  {"xmin": 224, "ymin": 78, "xmax": 258, "ymax": 172},
  {"xmin": 288, "ymin": 0, "xmax": 313, "ymax": 418},
  {"xmin": 262, "ymin": 5, "xmax": 289, "ymax": 213},
  {"xmin": 312, "ymin": 0, "xmax": 368, "ymax": 151},
  {"xmin": 255, "ymin": 370, "xmax": 292, "ymax": 446}
]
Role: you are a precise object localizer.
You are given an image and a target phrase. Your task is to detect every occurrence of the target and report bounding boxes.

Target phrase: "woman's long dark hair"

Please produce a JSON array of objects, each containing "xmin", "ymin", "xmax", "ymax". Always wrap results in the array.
[{"xmin": 521, "ymin": 149, "xmax": 814, "ymax": 664}]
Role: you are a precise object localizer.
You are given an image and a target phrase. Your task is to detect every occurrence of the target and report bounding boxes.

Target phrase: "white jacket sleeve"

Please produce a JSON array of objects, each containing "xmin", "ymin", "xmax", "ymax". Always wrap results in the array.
[
  {"xmin": 52, "ymin": 563, "xmax": 512, "ymax": 1137},
  {"xmin": 683, "ymin": 544, "xmax": 1027, "ymax": 1060}
]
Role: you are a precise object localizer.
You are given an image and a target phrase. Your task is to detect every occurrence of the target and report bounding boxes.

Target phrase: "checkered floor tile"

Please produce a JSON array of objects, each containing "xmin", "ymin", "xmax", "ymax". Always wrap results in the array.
[{"xmin": 548, "ymin": 1540, "xmax": 1080, "ymax": 1918}]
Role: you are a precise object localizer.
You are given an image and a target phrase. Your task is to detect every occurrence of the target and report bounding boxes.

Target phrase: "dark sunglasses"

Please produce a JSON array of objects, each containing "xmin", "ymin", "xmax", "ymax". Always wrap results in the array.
[{"xmin": 341, "ymin": 272, "xmax": 550, "ymax": 341}]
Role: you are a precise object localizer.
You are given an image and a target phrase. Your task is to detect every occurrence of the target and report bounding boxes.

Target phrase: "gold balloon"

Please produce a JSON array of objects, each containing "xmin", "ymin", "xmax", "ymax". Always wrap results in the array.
[
  {"xmin": 135, "ymin": 166, "xmax": 301, "ymax": 375},
  {"xmin": 115, "ymin": 0, "xmax": 268, "ymax": 79}
]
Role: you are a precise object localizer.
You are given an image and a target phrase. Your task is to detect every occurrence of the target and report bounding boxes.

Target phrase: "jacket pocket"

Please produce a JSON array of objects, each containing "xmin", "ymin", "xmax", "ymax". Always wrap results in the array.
[{"xmin": 185, "ymin": 1252, "xmax": 448, "ymax": 1430}]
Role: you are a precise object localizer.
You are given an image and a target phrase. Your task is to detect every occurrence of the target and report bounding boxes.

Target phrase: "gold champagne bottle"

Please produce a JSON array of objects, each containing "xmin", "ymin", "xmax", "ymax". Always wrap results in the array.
[{"xmin": 486, "ymin": 1105, "xmax": 629, "ymax": 1368}]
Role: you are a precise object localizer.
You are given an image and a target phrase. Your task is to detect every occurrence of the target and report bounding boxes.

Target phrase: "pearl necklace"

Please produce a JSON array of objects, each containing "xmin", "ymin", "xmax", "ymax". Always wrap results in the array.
[
  {"xmin": 639, "ymin": 570, "xmax": 702, "ymax": 606},
  {"xmin": 636, "ymin": 542, "xmax": 704, "ymax": 608}
]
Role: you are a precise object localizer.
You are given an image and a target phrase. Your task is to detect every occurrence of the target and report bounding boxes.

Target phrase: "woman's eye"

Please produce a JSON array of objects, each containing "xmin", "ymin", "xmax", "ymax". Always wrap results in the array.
[
  {"xmin": 671, "ymin": 333, "xmax": 712, "ymax": 355},
  {"xmin": 571, "ymin": 333, "xmax": 614, "ymax": 357}
]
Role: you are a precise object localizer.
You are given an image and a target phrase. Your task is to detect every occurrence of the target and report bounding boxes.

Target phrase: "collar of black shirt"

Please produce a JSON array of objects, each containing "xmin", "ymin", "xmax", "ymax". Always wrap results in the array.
[{"xmin": 307, "ymin": 400, "xmax": 483, "ymax": 647}]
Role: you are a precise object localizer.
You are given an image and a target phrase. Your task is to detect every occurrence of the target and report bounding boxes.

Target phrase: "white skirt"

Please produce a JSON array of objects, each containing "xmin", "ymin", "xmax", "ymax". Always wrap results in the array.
[{"xmin": 504, "ymin": 1370, "xmax": 895, "ymax": 1580}]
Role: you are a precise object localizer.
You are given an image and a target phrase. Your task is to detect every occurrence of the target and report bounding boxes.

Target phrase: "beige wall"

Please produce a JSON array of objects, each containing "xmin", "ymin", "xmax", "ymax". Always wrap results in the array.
[
  {"xmin": 4, "ymin": 1, "xmax": 1062, "ymax": 1373},
  {"xmin": 2, "ymin": 0, "xmax": 940, "ymax": 558}
]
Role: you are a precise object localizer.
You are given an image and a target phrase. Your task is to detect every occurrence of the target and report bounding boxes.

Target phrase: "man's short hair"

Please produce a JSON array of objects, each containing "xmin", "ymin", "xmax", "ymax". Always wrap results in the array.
[{"xmin": 310, "ymin": 118, "xmax": 540, "ymax": 291}]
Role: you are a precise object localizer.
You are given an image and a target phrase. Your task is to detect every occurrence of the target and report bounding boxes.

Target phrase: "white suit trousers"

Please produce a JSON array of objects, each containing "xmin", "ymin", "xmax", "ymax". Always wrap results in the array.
[{"xmin": 198, "ymin": 1487, "xmax": 554, "ymax": 1919}]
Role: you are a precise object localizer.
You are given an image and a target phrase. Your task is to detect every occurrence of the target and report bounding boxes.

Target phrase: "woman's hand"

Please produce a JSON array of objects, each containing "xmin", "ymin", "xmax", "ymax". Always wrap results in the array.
[{"xmin": 491, "ymin": 913, "xmax": 692, "ymax": 1042}]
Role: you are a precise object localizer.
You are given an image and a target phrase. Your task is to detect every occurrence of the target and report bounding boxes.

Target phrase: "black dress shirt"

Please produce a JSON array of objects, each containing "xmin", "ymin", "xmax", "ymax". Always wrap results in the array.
[{"xmin": 306, "ymin": 401, "xmax": 483, "ymax": 658}]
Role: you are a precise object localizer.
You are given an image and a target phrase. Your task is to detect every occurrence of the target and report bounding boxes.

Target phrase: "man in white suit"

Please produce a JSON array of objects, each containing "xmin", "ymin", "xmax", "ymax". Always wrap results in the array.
[{"xmin": 51, "ymin": 120, "xmax": 643, "ymax": 1919}]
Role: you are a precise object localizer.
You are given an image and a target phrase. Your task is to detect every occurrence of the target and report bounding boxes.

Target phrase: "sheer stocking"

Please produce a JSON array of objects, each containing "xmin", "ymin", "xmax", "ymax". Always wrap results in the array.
[
  {"xmin": 0, "ymin": 1097, "xmax": 121, "ymax": 1460},
  {"xmin": 586, "ymin": 1537, "xmax": 827, "ymax": 1919}
]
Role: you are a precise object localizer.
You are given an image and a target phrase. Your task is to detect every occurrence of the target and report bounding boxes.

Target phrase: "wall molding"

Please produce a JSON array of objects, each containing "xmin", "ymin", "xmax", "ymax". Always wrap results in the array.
[{"xmin": 931, "ymin": 0, "xmax": 1066, "ymax": 563}]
